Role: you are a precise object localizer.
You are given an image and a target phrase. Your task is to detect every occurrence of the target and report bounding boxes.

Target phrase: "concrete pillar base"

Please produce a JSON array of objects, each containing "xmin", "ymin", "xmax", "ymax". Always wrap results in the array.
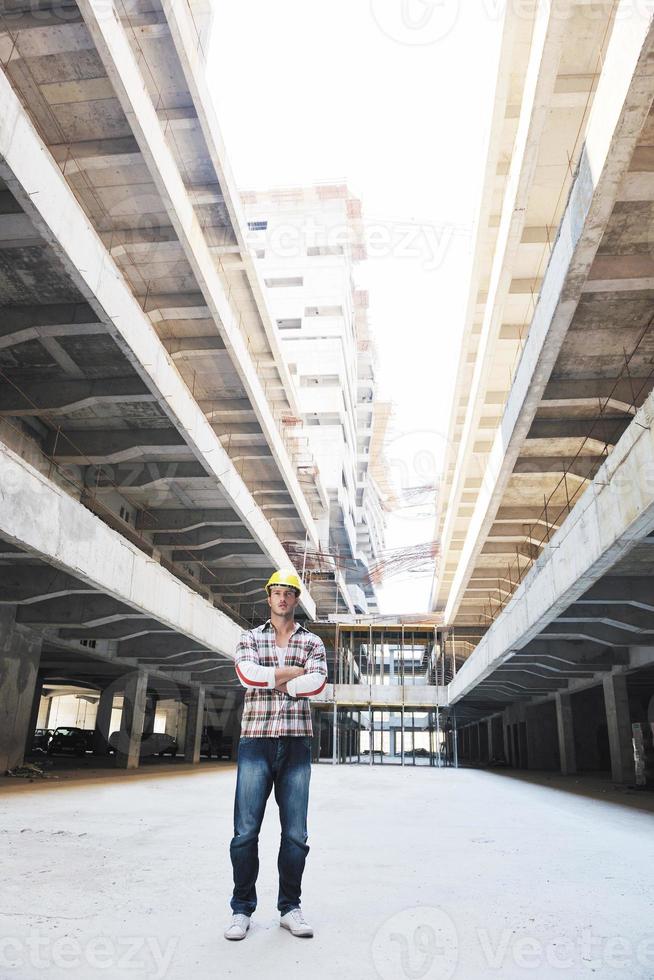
[
  {"xmin": 603, "ymin": 673, "xmax": 635, "ymax": 785},
  {"xmin": 115, "ymin": 671, "xmax": 148, "ymax": 769},
  {"xmin": 183, "ymin": 686, "xmax": 205, "ymax": 764},
  {"xmin": 0, "ymin": 607, "xmax": 42, "ymax": 773},
  {"xmin": 93, "ymin": 686, "xmax": 114, "ymax": 756},
  {"xmin": 556, "ymin": 692, "xmax": 577, "ymax": 776}
]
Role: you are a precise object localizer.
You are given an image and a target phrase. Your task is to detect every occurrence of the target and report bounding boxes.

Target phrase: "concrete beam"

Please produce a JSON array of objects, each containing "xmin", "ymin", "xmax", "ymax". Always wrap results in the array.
[
  {"xmin": 542, "ymin": 377, "xmax": 646, "ymax": 414},
  {"xmin": 0, "ymin": 212, "xmax": 44, "ymax": 247},
  {"xmin": 171, "ymin": 542, "xmax": 262, "ymax": 564},
  {"xmin": 0, "ymin": 568, "xmax": 97, "ymax": 603},
  {"xmin": 0, "ymin": 6, "xmax": 83, "ymax": 30},
  {"xmin": 0, "ymin": 442, "xmax": 242, "ymax": 656},
  {"xmin": 536, "ymin": 623, "xmax": 640, "ymax": 646},
  {"xmin": 513, "ymin": 456, "xmax": 604, "ymax": 477},
  {"xmin": 76, "ymin": 0, "xmax": 322, "ymax": 548},
  {"xmin": 118, "ymin": 635, "xmax": 209, "ymax": 658},
  {"xmin": 59, "ymin": 620, "xmax": 174, "ymax": 641},
  {"xmin": 310, "ymin": 683, "xmax": 448, "ymax": 707},
  {"xmin": 153, "ymin": 526, "xmax": 253, "ymax": 550},
  {"xmin": 49, "ymin": 135, "xmax": 141, "ymax": 168},
  {"xmin": 576, "ymin": 576, "xmax": 654, "ymax": 610},
  {"xmin": 160, "ymin": 0, "xmax": 310, "ymax": 454},
  {"xmin": 44, "ymin": 428, "xmax": 191, "ymax": 465},
  {"xmin": 136, "ymin": 508, "xmax": 239, "ymax": 532},
  {"xmin": 82, "ymin": 461, "xmax": 210, "ymax": 493},
  {"xmin": 0, "ymin": 377, "xmax": 154, "ymax": 416},
  {"xmin": 517, "ymin": 640, "xmax": 630, "ymax": 665},
  {"xmin": 0, "ymin": 302, "xmax": 105, "ymax": 350},
  {"xmin": 557, "ymin": 604, "xmax": 654, "ymax": 632},
  {"xmin": 527, "ymin": 418, "xmax": 628, "ymax": 442},
  {"xmin": 448, "ymin": 375, "xmax": 654, "ymax": 703},
  {"xmin": 16, "ymin": 596, "xmax": 142, "ymax": 628}
]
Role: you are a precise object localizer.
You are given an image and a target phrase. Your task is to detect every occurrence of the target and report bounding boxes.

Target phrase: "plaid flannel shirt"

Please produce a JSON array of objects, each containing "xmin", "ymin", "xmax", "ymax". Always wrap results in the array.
[{"xmin": 235, "ymin": 620, "xmax": 328, "ymax": 737}]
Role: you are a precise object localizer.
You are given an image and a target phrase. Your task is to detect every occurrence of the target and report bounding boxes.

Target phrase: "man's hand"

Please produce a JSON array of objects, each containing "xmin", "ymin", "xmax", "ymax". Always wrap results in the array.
[
  {"xmin": 274, "ymin": 665, "xmax": 304, "ymax": 695},
  {"xmin": 274, "ymin": 665, "xmax": 305, "ymax": 686}
]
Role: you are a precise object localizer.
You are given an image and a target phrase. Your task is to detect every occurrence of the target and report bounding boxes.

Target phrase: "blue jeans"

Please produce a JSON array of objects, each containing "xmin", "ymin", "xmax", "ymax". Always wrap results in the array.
[{"xmin": 229, "ymin": 735, "xmax": 312, "ymax": 915}]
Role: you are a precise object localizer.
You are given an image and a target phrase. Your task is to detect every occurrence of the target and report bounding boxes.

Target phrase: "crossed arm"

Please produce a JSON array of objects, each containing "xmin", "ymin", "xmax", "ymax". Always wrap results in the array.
[{"xmin": 235, "ymin": 633, "xmax": 327, "ymax": 698}]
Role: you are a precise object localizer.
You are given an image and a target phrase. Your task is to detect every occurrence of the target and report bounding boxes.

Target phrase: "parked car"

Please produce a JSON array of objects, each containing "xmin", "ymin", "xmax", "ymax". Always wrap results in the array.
[
  {"xmin": 31, "ymin": 728, "xmax": 53, "ymax": 753},
  {"xmin": 47, "ymin": 727, "xmax": 93, "ymax": 756},
  {"xmin": 108, "ymin": 731, "xmax": 178, "ymax": 758}
]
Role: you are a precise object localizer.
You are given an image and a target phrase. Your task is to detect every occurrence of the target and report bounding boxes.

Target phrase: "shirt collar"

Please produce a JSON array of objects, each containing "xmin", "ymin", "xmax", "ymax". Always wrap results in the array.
[{"xmin": 262, "ymin": 619, "xmax": 307, "ymax": 635}]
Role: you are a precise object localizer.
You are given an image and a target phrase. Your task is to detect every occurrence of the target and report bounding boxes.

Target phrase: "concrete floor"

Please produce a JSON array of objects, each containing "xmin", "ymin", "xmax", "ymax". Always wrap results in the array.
[{"xmin": 2, "ymin": 765, "xmax": 654, "ymax": 980}]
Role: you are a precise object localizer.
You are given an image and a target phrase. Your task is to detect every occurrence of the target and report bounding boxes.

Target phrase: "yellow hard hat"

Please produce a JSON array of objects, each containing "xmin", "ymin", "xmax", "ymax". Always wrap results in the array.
[{"xmin": 265, "ymin": 569, "xmax": 302, "ymax": 595}]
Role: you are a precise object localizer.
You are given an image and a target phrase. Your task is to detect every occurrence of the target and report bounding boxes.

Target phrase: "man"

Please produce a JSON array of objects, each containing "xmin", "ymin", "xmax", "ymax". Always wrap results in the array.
[{"xmin": 224, "ymin": 569, "xmax": 328, "ymax": 941}]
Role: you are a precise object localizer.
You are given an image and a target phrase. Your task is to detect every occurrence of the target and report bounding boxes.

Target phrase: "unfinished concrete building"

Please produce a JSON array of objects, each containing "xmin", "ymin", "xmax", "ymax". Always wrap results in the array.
[
  {"xmin": 0, "ymin": 0, "xmax": 363, "ymax": 773},
  {"xmin": 433, "ymin": 1, "xmax": 654, "ymax": 786},
  {"xmin": 242, "ymin": 185, "xmax": 386, "ymax": 617}
]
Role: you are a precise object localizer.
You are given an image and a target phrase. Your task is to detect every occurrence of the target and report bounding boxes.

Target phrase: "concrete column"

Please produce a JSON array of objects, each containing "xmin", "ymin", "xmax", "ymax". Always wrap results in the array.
[
  {"xmin": 311, "ymin": 706, "xmax": 321, "ymax": 762},
  {"xmin": 487, "ymin": 718, "xmax": 494, "ymax": 761},
  {"xmin": 25, "ymin": 675, "xmax": 44, "ymax": 757},
  {"xmin": 93, "ymin": 687, "xmax": 114, "ymax": 756},
  {"xmin": 471, "ymin": 725, "xmax": 478, "ymax": 760},
  {"xmin": 556, "ymin": 692, "xmax": 577, "ymax": 775},
  {"xmin": 603, "ymin": 673, "xmax": 635, "ymax": 785},
  {"xmin": 184, "ymin": 686, "xmax": 205, "ymax": 764},
  {"xmin": 115, "ymin": 671, "xmax": 148, "ymax": 769},
  {"xmin": 143, "ymin": 694, "xmax": 157, "ymax": 738},
  {"xmin": 0, "ymin": 607, "xmax": 42, "ymax": 773},
  {"xmin": 526, "ymin": 716, "xmax": 539, "ymax": 771}
]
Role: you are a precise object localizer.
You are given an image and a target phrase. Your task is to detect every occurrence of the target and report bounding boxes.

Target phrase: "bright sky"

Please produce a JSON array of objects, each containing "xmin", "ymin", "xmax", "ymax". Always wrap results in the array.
[{"xmin": 207, "ymin": 1, "xmax": 505, "ymax": 615}]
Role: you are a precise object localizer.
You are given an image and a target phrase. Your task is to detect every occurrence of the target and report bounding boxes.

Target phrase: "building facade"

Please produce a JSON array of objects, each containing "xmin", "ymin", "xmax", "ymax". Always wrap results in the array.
[{"xmin": 243, "ymin": 185, "xmax": 386, "ymax": 615}]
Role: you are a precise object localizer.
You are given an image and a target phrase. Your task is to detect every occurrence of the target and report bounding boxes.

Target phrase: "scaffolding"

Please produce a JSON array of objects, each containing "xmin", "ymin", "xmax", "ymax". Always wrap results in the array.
[{"xmin": 309, "ymin": 623, "xmax": 458, "ymax": 767}]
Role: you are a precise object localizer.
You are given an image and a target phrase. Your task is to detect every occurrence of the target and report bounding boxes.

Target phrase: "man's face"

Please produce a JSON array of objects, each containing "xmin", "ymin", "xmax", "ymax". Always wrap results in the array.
[{"xmin": 267, "ymin": 586, "xmax": 300, "ymax": 617}]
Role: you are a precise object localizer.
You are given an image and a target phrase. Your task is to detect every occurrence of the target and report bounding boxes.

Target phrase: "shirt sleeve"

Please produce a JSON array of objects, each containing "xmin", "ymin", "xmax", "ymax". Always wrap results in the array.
[
  {"xmin": 234, "ymin": 631, "xmax": 276, "ymax": 689},
  {"xmin": 286, "ymin": 637, "xmax": 328, "ymax": 698}
]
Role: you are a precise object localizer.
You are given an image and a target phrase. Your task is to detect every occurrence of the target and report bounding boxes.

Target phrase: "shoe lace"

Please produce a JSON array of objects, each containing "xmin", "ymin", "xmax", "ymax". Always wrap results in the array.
[{"xmin": 290, "ymin": 908, "xmax": 306, "ymax": 924}]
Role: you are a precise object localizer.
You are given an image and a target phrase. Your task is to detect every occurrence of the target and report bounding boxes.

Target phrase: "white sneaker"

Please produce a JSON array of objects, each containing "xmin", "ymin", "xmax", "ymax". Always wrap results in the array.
[
  {"xmin": 224, "ymin": 913, "xmax": 251, "ymax": 940},
  {"xmin": 280, "ymin": 907, "xmax": 313, "ymax": 938}
]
